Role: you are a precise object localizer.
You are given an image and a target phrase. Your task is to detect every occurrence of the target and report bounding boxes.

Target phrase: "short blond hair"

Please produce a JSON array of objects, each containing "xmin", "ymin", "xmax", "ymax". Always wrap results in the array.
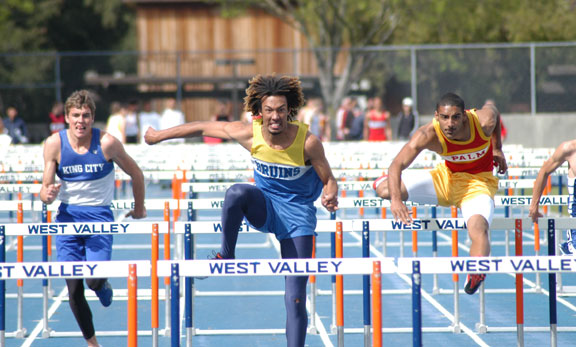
[{"xmin": 65, "ymin": 90, "xmax": 96, "ymax": 116}]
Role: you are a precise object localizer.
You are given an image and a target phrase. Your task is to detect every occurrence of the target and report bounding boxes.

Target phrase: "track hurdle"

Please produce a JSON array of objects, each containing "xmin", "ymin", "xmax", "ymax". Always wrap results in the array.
[
  {"xmin": 0, "ymin": 260, "xmax": 148, "ymax": 346},
  {"xmin": 158, "ymin": 257, "xmax": 393, "ymax": 347},
  {"xmin": 0, "ymin": 221, "xmax": 168, "ymax": 344},
  {"xmin": 398, "ymin": 250, "xmax": 576, "ymax": 347}
]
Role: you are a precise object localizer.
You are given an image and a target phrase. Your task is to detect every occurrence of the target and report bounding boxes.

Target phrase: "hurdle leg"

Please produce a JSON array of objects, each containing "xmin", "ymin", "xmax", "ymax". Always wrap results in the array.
[
  {"xmin": 372, "ymin": 261, "xmax": 382, "ymax": 347},
  {"xmin": 476, "ymin": 284, "xmax": 487, "ymax": 334},
  {"xmin": 184, "ymin": 222, "xmax": 194, "ymax": 346},
  {"xmin": 431, "ymin": 207, "xmax": 439, "ymax": 294},
  {"xmin": 152, "ymin": 224, "xmax": 160, "ymax": 347},
  {"xmin": 163, "ymin": 202, "xmax": 172, "ymax": 337},
  {"xmin": 128, "ymin": 264, "xmax": 138, "ymax": 347},
  {"xmin": 42, "ymin": 205, "xmax": 53, "ymax": 338},
  {"xmin": 534, "ymin": 222, "xmax": 542, "ymax": 292},
  {"xmin": 555, "ymin": 228, "xmax": 564, "ymax": 293},
  {"xmin": 548, "ymin": 219, "xmax": 558, "ymax": 347},
  {"xmin": 362, "ymin": 222, "xmax": 370, "ymax": 346},
  {"xmin": 171, "ymin": 264, "xmax": 181, "ymax": 347},
  {"xmin": 412, "ymin": 261, "xmax": 422, "ymax": 347},
  {"xmin": 335, "ymin": 223, "xmax": 344, "ymax": 347},
  {"xmin": 330, "ymin": 213, "xmax": 337, "ymax": 333},
  {"xmin": 515, "ymin": 220, "xmax": 525, "ymax": 346},
  {"xmin": 308, "ymin": 236, "xmax": 318, "ymax": 335},
  {"xmin": 381, "ymin": 208, "xmax": 387, "ymax": 257},
  {"xmin": 450, "ymin": 206, "xmax": 460, "ymax": 333},
  {"xmin": 16, "ymin": 205, "xmax": 26, "ymax": 338}
]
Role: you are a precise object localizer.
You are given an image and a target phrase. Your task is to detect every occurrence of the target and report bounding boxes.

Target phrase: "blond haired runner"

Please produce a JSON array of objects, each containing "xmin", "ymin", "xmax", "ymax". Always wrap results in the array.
[{"xmin": 40, "ymin": 90, "xmax": 146, "ymax": 347}]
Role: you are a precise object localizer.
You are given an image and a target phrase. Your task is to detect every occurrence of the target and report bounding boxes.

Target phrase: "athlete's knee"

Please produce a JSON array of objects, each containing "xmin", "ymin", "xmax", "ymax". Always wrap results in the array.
[
  {"xmin": 376, "ymin": 179, "xmax": 390, "ymax": 199},
  {"xmin": 285, "ymin": 292, "xmax": 307, "ymax": 314},
  {"xmin": 285, "ymin": 280, "xmax": 307, "ymax": 314},
  {"xmin": 86, "ymin": 278, "xmax": 107, "ymax": 292},
  {"xmin": 467, "ymin": 214, "xmax": 489, "ymax": 229},
  {"xmin": 224, "ymin": 184, "xmax": 248, "ymax": 203},
  {"xmin": 467, "ymin": 215, "xmax": 489, "ymax": 238}
]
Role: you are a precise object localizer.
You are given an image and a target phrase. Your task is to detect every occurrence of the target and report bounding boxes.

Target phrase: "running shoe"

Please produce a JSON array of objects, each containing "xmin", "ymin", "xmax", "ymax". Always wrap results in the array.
[
  {"xmin": 559, "ymin": 242, "xmax": 575, "ymax": 256},
  {"xmin": 464, "ymin": 274, "xmax": 486, "ymax": 295},
  {"xmin": 95, "ymin": 281, "xmax": 113, "ymax": 307},
  {"xmin": 196, "ymin": 251, "xmax": 227, "ymax": 280},
  {"xmin": 372, "ymin": 173, "xmax": 388, "ymax": 191},
  {"xmin": 210, "ymin": 251, "xmax": 226, "ymax": 260}
]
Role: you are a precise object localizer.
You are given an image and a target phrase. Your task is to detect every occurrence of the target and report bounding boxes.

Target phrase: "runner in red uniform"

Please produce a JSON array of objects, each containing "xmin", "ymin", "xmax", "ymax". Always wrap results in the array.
[{"xmin": 373, "ymin": 93, "xmax": 508, "ymax": 294}]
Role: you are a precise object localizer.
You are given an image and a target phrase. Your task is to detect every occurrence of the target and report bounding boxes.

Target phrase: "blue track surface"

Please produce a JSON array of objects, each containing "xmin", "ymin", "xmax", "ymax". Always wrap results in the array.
[{"xmin": 2, "ymin": 183, "xmax": 576, "ymax": 347}]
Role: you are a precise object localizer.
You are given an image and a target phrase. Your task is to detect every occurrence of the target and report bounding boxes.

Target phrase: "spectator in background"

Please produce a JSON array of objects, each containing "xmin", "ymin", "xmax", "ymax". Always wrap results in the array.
[
  {"xmin": 363, "ymin": 96, "xmax": 392, "ymax": 141},
  {"xmin": 106, "ymin": 102, "xmax": 127, "ymax": 144},
  {"xmin": 0, "ymin": 118, "xmax": 12, "ymax": 147},
  {"xmin": 396, "ymin": 97, "xmax": 419, "ymax": 140},
  {"xmin": 138, "ymin": 100, "xmax": 161, "ymax": 144},
  {"xmin": 204, "ymin": 99, "xmax": 232, "ymax": 144},
  {"xmin": 49, "ymin": 101, "xmax": 66, "ymax": 134},
  {"xmin": 4, "ymin": 106, "xmax": 29, "ymax": 144},
  {"xmin": 298, "ymin": 98, "xmax": 330, "ymax": 141},
  {"xmin": 160, "ymin": 98, "xmax": 185, "ymax": 144},
  {"xmin": 125, "ymin": 99, "xmax": 140, "ymax": 144},
  {"xmin": 347, "ymin": 98, "xmax": 367, "ymax": 141},
  {"xmin": 335, "ymin": 97, "xmax": 355, "ymax": 141}
]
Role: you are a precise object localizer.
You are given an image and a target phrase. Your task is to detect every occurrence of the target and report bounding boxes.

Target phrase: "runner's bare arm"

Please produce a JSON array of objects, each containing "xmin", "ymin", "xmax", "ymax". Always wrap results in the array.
[
  {"xmin": 145, "ymin": 121, "xmax": 254, "ymax": 150},
  {"xmin": 39, "ymin": 134, "xmax": 62, "ymax": 204},
  {"xmin": 305, "ymin": 134, "xmax": 338, "ymax": 212}
]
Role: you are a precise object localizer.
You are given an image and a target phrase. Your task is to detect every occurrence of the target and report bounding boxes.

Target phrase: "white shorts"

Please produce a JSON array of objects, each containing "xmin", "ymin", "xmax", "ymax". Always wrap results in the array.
[{"xmin": 402, "ymin": 170, "xmax": 495, "ymax": 225}]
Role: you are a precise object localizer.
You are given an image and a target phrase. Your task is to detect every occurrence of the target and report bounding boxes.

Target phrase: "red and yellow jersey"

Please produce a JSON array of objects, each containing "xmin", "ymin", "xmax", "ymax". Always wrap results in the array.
[{"xmin": 433, "ymin": 109, "xmax": 493, "ymax": 174}]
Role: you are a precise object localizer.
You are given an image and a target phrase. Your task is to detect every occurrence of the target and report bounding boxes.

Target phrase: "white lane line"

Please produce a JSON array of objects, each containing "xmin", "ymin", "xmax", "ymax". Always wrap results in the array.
[
  {"xmin": 21, "ymin": 286, "xmax": 68, "ymax": 347},
  {"xmin": 437, "ymin": 230, "xmax": 576, "ymax": 313},
  {"xmin": 348, "ymin": 231, "xmax": 490, "ymax": 347}
]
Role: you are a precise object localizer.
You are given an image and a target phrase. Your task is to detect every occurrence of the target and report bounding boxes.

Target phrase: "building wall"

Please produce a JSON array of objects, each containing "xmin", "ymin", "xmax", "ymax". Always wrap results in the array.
[{"xmin": 134, "ymin": 3, "xmax": 314, "ymax": 121}]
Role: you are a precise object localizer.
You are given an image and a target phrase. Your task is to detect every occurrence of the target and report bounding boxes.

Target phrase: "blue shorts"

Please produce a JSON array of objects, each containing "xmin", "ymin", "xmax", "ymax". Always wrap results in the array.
[
  {"xmin": 249, "ymin": 194, "xmax": 318, "ymax": 241},
  {"xmin": 55, "ymin": 204, "xmax": 114, "ymax": 262}
]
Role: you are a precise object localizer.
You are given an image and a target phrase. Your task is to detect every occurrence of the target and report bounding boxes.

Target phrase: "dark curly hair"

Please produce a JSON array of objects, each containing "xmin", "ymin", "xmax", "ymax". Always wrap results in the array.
[{"xmin": 244, "ymin": 74, "xmax": 305, "ymax": 121}]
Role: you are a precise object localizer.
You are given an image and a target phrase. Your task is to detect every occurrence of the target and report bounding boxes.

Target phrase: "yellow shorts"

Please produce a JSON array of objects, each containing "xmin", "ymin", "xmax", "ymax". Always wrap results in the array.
[{"xmin": 430, "ymin": 162, "xmax": 499, "ymax": 208}]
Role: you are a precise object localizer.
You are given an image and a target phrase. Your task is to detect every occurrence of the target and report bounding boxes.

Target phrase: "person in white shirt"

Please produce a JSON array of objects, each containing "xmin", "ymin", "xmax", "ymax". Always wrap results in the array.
[
  {"xmin": 138, "ymin": 100, "xmax": 161, "ymax": 144},
  {"xmin": 106, "ymin": 102, "xmax": 126, "ymax": 144},
  {"xmin": 160, "ymin": 98, "xmax": 185, "ymax": 143},
  {"xmin": 124, "ymin": 100, "xmax": 140, "ymax": 144}
]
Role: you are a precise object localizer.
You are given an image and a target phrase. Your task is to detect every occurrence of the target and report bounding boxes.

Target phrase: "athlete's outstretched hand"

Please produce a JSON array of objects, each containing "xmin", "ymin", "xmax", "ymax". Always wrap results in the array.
[
  {"xmin": 390, "ymin": 199, "xmax": 412, "ymax": 224},
  {"xmin": 125, "ymin": 206, "xmax": 147, "ymax": 219},
  {"xmin": 144, "ymin": 127, "xmax": 160, "ymax": 145},
  {"xmin": 528, "ymin": 203, "xmax": 542, "ymax": 224},
  {"xmin": 493, "ymin": 148, "xmax": 508, "ymax": 175},
  {"xmin": 321, "ymin": 191, "xmax": 339, "ymax": 212},
  {"xmin": 43, "ymin": 183, "xmax": 61, "ymax": 204}
]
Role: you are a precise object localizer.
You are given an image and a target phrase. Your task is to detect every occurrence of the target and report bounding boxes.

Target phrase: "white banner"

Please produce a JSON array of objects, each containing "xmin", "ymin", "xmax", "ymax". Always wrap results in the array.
[
  {"xmin": 0, "ymin": 260, "xmax": 150, "ymax": 279},
  {"xmin": 2, "ymin": 221, "xmax": 169, "ymax": 236},
  {"xmin": 397, "ymin": 256, "xmax": 576, "ymax": 274},
  {"xmin": 158, "ymin": 257, "xmax": 395, "ymax": 277}
]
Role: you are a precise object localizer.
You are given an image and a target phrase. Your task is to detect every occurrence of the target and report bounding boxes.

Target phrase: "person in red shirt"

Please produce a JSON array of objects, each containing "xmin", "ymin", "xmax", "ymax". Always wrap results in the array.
[
  {"xmin": 49, "ymin": 101, "xmax": 66, "ymax": 134},
  {"xmin": 373, "ymin": 92, "xmax": 508, "ymax": 295},
  {"xmin": 363, "ymin": 96, "xmax": 392, "ymax": 141}
]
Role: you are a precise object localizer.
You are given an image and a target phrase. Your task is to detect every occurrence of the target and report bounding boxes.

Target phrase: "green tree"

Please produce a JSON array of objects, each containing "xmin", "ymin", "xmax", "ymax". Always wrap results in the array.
[
  {"xmin": 0, "ymin": 0, "xmax": 135, "ymax": 129},
  {"xmin": 221, "ymin": 0, "xmax": 401, "ymax": 131}
]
